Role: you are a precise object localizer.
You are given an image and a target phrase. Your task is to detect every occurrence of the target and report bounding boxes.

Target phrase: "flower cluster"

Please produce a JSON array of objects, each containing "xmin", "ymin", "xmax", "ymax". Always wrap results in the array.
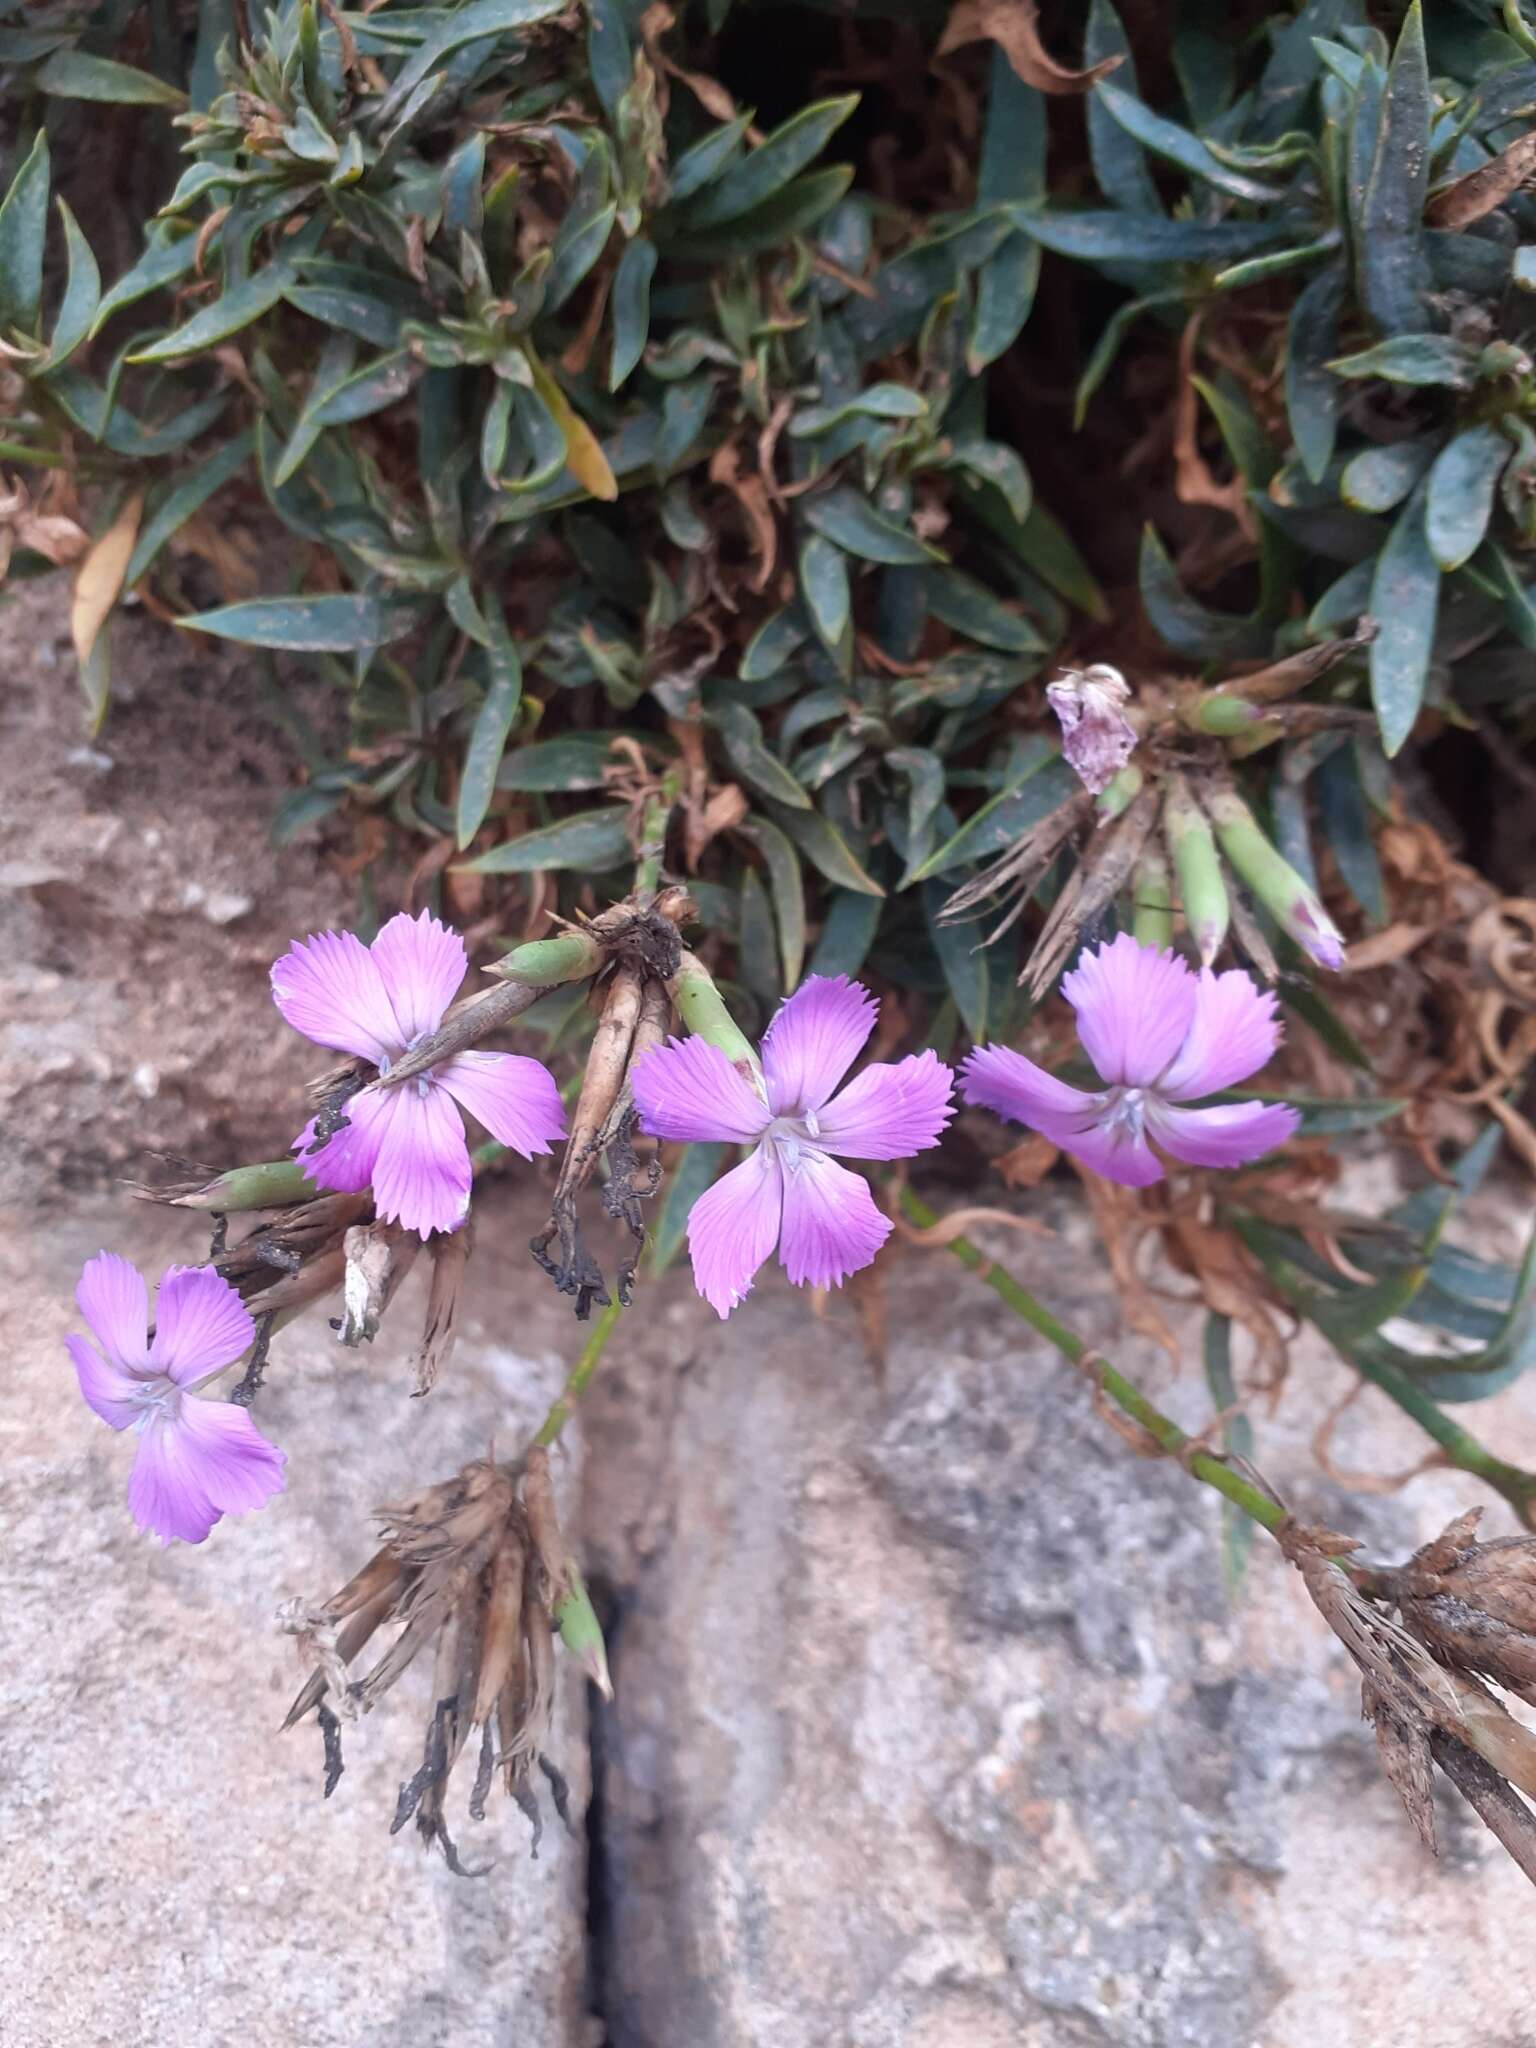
[{"xmin": 65, "ymin": 917, "xmax": 1298, "ymax": 1544}]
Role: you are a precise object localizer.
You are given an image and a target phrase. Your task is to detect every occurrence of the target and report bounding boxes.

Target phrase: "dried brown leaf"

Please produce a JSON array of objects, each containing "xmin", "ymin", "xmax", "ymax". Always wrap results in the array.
[{"xmin": 935, "ymin": 0, "xmax": 1122, "ymax": 94}]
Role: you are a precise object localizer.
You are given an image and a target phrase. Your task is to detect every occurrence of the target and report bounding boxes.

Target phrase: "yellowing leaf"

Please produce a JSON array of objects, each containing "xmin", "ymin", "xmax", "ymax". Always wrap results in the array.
[
  {"xmin": 524, "ymin": 344, "xmax": 617, "ymax": 502},
  {"xmin": 71, "ymin": 491, "xmax": 142, "ymax": 670}
]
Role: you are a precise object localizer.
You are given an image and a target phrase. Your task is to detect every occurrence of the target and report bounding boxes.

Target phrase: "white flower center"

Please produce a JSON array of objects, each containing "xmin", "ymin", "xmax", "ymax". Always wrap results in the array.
[
  {"xmin": 129, "ymin": 1374, "xmax": 182, "ymax": 1428},
  {"xmin": 1100, "ymin": 1086, "xmax": 1150, "ymax": 1142},
  {"xmin": 764, "ymin": 1110, "xmax": 822, "ymax": 1171}
]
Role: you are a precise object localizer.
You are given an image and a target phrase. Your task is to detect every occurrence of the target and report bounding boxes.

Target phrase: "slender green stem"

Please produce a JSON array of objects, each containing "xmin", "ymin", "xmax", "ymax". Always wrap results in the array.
[
  {"xmin": 1354, "ymin": 1354, "xmax": 1536, "ymax": 1526},
  {"xmin": 897, "ymin": 1188, "xmax": 1288, "ymax": 1537},
  {"xmin": 531, "ymin": 1296, "xmax": 623, "ymax": 1449}
]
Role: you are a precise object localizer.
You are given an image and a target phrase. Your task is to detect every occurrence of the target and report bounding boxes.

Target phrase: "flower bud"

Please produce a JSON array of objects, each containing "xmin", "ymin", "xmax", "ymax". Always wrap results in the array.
[
  {"xmin": 490, "ymin": 930, "xmax": 605, "ymax": 987},
  {"xmin": 1201, "ymin": 780, "xmax": 1345, "ymax": 969},
  {"xmin": 156, "ymin": 1159, "xmax": 320, "ymax": 1211},
  {"xmin": 1163, "ymin": 771, "xmax": 1229, "ymax": 968},
  {"xmin": 1130, "ymin": 838, "xmax": 1174, "ymax": 951},
  {"xmin": 554, "ymin": 1563, "xmax": 613, "ymax": 1701}
]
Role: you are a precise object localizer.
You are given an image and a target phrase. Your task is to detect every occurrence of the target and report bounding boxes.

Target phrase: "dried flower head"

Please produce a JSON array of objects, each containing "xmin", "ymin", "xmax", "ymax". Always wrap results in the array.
[
  {"xmin": 283, "ymin": 1451, "xmax": 594, "ymax": 1873},
  {"xmin": 1046, "ymin": 663, "xmax": 1138, "ymax": 795}
]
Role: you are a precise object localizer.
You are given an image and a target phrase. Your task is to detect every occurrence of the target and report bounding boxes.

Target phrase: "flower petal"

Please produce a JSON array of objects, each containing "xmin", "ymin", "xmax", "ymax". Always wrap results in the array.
[
  {"xmin": 1038, "ymin": 1114, "xmax": 1165, "ymax": 1188},
  {"xmin": 687, "ymin": 1145, "xmax": 783, "ymax": 1317},
  {"xmin": 1148, "ymin": 1099, "xmax": 1300, "ymax": 1172},
  {"xmin": 959, "ymin": 1044, "xmax": 1102, "ymax": 1129},
  {"xmin": 65, "ymin": 1335, "xmax": 140, "ymax": 1429},
  {"xmin": 149, "ymin": 1265, "xmax": 256, "ymax": 1385},
  {"xmin": 293, "ymin": 1085, "xmax": 389, "ymax": 1195},
  {"xmin": 75, "ymin": 1250, "xmax": 149, "ymax": 1368},
  {"xmin": 176, "ymin": 1399, "xmax": 288, "ymax": 1516},
  {"xmin": 814, "ymin": 1051, "xmax": 955, "ymax": 1160},
  {"xmin": 438, "ymin": 1051, "xmax": 566, "ymax": 1157},
  {"xmin": 1157, "ymin": 968, "xmax": 1284, "ymax": 1100},
  {"xmin": 271, "ymin": 929, "xmax": 399, "ymax": 1063},
  {"xmin": 1061, "ymin": 934, "xmax": 1195, "ymax": 1087},
  {"xmin": 1047, "ymin": 667, "xmax": 1137, "ymax": 796},
  {"xmin": 126, "ymin": 1402, "xmax": 285, "ymax": 1545},
  {"xmin": 368, "ymin": 1079, "xmax": 474, "ymax": 1237},
  {"xmin": 633, "ymin": 1035, "xmax": 771, "ymax": 1145},
  {"xmin": 369, "ymin": 908, "xmax": 467, "ymax": 1044},
  {"xmin": 777, "ymin": 1148, "xmax": 891, "ymax": 1290},
  {"xmin": 762, "ymin": 976, "xmax": 877, "ymax": 1116}
]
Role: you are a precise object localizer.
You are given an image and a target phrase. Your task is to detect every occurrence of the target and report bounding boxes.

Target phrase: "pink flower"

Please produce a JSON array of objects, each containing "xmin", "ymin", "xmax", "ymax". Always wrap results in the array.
[
  {"xmin": 633, "ymin": 975, "xmax": 955, "ymax": 1317},
  {"xmin": 961, "ymin": 934, "xmax": 1299, "ymax": 1188},
  {"xmin": 66, "ymin": 1253, "xmax": 285, "ymax": 1544},
  {"xmin": 1046, "ymin": 663, "xmax": 1137, "ymax": 795},
  {"xmin": 272, "ymin": 909, "xmax": 566, "ymax": 1238}
]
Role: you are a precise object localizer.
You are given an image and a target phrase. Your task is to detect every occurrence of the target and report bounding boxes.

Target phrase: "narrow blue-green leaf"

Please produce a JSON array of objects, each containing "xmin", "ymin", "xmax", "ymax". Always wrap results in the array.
[
  {"xmin": 128, "ymin": 259, "xmax": 295, "ymax": 362},
  {"xmin": 791, "ymin": 384, "xmax": 926, "ymax": 436},
  {"xmin": 1308, "ymin": 556, "xmax": 1374, "ymax": 636},
  {"xmin": 926, "ymin": 883, "xmax": 987, "ymax": 1043},
  {"xmin": 741, "ymin": 864, "xmax": 782, "ymax": 1011},
  {"xmin": 978, "ymin": 46, "xmax": 1045, "ymax": 206},
  {"xmin": 1358, "ymin": 0, "xmax": 1431, "ymax": 336},
  {"xmin": 1368, "ymin": 487, "xmax": 1438, "ymax": 756},
  {"xmin": 909, "ymin": 754, "xmax": 1078, "ymax": 880},
  {"xmin": 803, "ymin": 487, "xmax": 941, "ymax": 565},
  {"xmin": 944, "ymin": 438, "xmax": 1033, "ymax": 525},
  {"xmin": 740, "ymin": 605, "xmax": 809, "ymax": 682},
  {"xmin": 1094, "ymin": 82, "xmax": 1285, "ymax": 202},
  {"xmin": 680, "ymin": 95, "xmax": 857, "ymax": 229},
  {"xmin": 1202, "ymin": 1314, "xmax": 1254, "ymax": 1599},
  {"xmin": 1316, "ymin": 742, "xmax": 1386, "ymax": 924},
  {"xmin": 1340, "ymin": 432, "xmax": 1440, "ymax": 513},
  {"xmin": 47, "ymin": 198, "xmax": 100, "ymax": 369},
  {"xmin": 1074, "ymin": 290, "xmax": 1181, "ymax": 429},
  {"xmin": 1085, "ymin": 0, "xmax": 1161, "ymax": 212},
  {"xmin": 0, "ymin": 129, "xmax": 49, "ymax": 331},
  {"xmin": 667, "ymin": 113, "xmax": 752, "ymax": 204},
  {"xmin": 609, "ymin": 235, "xmax": 655, "ymax": 391},
  {"xmin": 1014, "ymin": 209, "xmax": 1287, "ymax": 265},
  {"xmin": 179, "ymin": 593, "xmax": 424, "ymax": 652},
  {"xmin": 37, "ymin": 48, "xmax": 187, "ymax": 105},
  {"xmin": 545, "ymin": 200, "xmax": 617, "ymax": 313},
  {"xmin": 376, "ymin": 0, "xmax": 567, "ymax": 122},
  {"xmin": 1328, "ymin": 333, "xmax": 1475, "ymax": 387},
  {"xmin": 738, "ymin": 816, "xmax": 806, "ymax": 987},
  {"xmin": 1190, "ymin": 373, "xmax": 1279, "ymax": 487},
  {"xmin": 307, "ymin": 349, "xmax": 419, "ymax": 428},
  {"xmin": 667, "ymin": 166, "xmax": 853, "ymax": 258},
  {"xmin": 809, "ymin": 889, "xmax": 881, "ymax": 978},
  {"xmin": 1139, "ymin": 526, "xmax": 1268, "ymax": 660},
  {"xmin": 925, "ymin": 569, "xmax": 1043, "ymax": 653},
  {"xmin": 497, "ymin": 734, "xmax": 623, "ymax": 791},
  {"xmin": 799, "ymin": 533, "xmax": 850, "ymax": 649},
  {"xmin": 767, "ymin": 801, "xmax": 883, "ymax": 897},
  {"xmin": 967, "ymin": 232, "xmax": 1040, "ymax": 373},
  {"xmin": 710, "ymin": 700, "xmax": 811, "ymax": 809},
  {"xmin": 455, "ymin": 806, "xmax": 632, "ymax": 874},
  {"xmin": 456, "ymin": 598, "xmax": 522, "ymax": 848},
  {"xmin": 1424, "ymin": 424, "xmax": 1508, "ymax": 572},
  {"xmin": 125, "ymin": 430, "xmax": 255, "ymax": 586},
  {"xmin": 585, "ymin": 0, "xmax": 632, "ymax": 120},
  {"xmin": 91, "ymin": 230, "xmax": 199, "ymax": 333},
  {"xmin": 647, "ymin": 1141, "xmax": 725, "ymax": 1275}
]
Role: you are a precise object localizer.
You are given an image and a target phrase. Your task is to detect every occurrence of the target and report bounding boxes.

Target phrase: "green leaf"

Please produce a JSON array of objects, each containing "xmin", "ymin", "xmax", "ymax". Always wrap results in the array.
[
  {"xmin": 36, "ymin": 48, "xmax": 187, "ymax": 105},
  {"xmin": 926, "ymin": 882, "xmax": 987, "ymax": 1042},
  {"xmin": 455, "ymin": 806, "xmax": 632, "ymax": 874},
  {"xmin": 1202, "ymin": 1314, "xmax": 1254, "ymax": 1600},
  {"xmin": 376, "ymin": 0, "xmax": 568, "ymax": 122},
  {"xmin": 1285, "ymin": 260, "xmax": 1345, "ymax": 485},
  {"xmin": 1328, "ymin": 334, "xmax": 1475, "ymax": 387},
  {"xmin": 1013, "ymin": 209, "xmax": 1287, "ymax": 265},
  {"xmin": 647, "ymin": 1141, "xmax": 726, "ymax": 1275},
  {"xmin": 609, "ymin": 235, "xmax": 656, "ymax": 391},
  {"xmin": 803, "ymin": 487, "xmax": 940, "ymax": 566},
  {"xmin": 679, "ymin": 95, "xmax": 857, "ymax": 228},
  {"xmin": 128, "ymin": 258, "xmax": 297, "ymax": 362},
  {"xmin": 1094, "ymin": 82, "xmax": 1285, "ymax": 202},
  {"xmin": 910, "ymin": 753, "xmax": 1077, "ymax": 879},
  {"xmin": 545, "ymin": 200, "xmax": 617, "ymax": 313},
  {"xmin": 1368, "ymin": 487, "xmax": 1438, "ymax": 757},
  {"xmin": 767, "ymin": 801, "xmax": 884, "ymax": 897},
  {"xmin": 125, "ymin": 431, "xmax": 255, "ymax": 586},
  {"xmin": 585, "ymin": 0, "xmax": 632, "ymax": 120},
  {"xmin": 738, "ymin": 816, "xmax": 806, "ymax": 988},
  {"xmin": 1316, "ymin": 742, "xmax": 1386, "ymax": 924},
  {"xmin": 799, "ymin": 534, "xmax": 850, "ymax": 650},
  {"xmin": 667, "ymin": 112, "xmax": 752, "ymax": 204},
  {"xmin": 967, "ymin": 232, "xmax": 1041, "ymax": 373},
  {"xmin": 1340, "ymin": 432, "xmax": 1439, "ymax": 512},
  {"xmin": 1358, "ymin": 0, "xmax": 1431, "ymax": 337},
  {"xmin": 1424, "ymin": 424, "xmax": 1509, "ymax": 572},
  {"xmin": 179, "ymin": 593, "xmax": 425, "ymax": 652},
  {"xmin": 1084, "ymin": 0, "xmax": 1161, "ymax": 213},
  {"xmin": 1139, "ymin": 526, "xmax": 1268, "ymax": 661},
  {"xmin": 0, "ymin": 129, "xmax": 49, "ymax": 332},
  {"xmin": 456, "ymin": 597, "xmax": 522, "ymax": 848},
  {"xmin": 809, "ymin": 888, "xmax": 882, "ymax": 978},
  {"xmin": 91, "ymin": 229, "xmax": 199, "ymax": 333},
  {"xmin": 925, "ymin": 569, "xmax": 1043, "ymax": 653},
  {"xmin": 667, "ymin": 165, "xmax": 854, "ymax": 258},
  {"xmin": 979, "ymin": 45, "xmax": 1045, "ymax": 206},
  {"xmin": 497, "ymin": 734, "xmax": 623, "ymax": 791},
  {"xmin": 888, "ymin": 746, "xmax": 946, "ymax": 884},
  {"xmin": 790, "ymin": 385, "xmax": 927, "ymax": 436},
  {"xmin": 47, "ymin": 198, "xmax": 100, "ymax": 369},
  {"xmin": 710, "ymin": 700, "xmax": 811, "ymax": 809},
  {"xmin": 1074, "ymin": 290, "xmax": 1181, "ymax": 428}
]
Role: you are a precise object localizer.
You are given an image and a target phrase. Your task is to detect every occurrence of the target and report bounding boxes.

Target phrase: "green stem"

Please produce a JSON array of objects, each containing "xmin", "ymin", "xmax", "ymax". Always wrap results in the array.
[
  {"xmin": 897, "ymin": 1188, "xmax": 1288, "ymax": 1537},
  {"xmin": 1354, "ymin": 1353, "xmax": 1536, "ymax": 1526},
  {"xmin": 531, "ymin": 1297, "xmax": 623, "ymax": 1449}
]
